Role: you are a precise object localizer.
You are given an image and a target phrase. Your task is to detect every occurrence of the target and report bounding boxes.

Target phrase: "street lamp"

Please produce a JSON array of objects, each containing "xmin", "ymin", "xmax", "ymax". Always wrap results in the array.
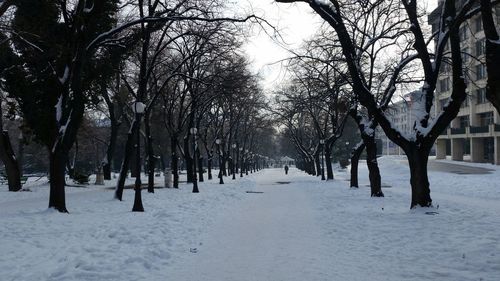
[
  {"xmin": 215, "ymin": 138, "xmax": 223, "ymax": 184},
  {"xmin": 231, "ymin": 144, "xmax": 237, "ymax": 180},
  {"xmin": 132, "ymin": 101, "xmax": 145, "ymax": 212},
  {"xmin": 191, "ymin": 127, "xmax": 199, "ymax": 193},
  {"xmin": 319, "ymin": 139, "xmax": 325, "ymax": 180}
]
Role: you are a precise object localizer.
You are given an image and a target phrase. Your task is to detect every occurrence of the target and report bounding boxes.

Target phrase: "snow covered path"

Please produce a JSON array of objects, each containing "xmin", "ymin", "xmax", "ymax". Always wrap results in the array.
[
  {"xmin": 2, "ymin": 157, "xmax": 500, "ymax": 281},
  {"xmin": 167, "ymin": 169, "xmax": 333, "ymax": 281}
]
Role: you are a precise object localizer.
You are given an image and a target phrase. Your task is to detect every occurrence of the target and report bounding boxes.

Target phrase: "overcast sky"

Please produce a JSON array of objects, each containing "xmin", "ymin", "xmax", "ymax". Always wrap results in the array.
[{"xmin": 232, "ymin": 0, "xmax": 439, "ymax": 92}]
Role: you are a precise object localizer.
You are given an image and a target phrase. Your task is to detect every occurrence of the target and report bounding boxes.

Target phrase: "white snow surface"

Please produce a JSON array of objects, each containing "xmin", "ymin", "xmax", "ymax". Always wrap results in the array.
[{"xmin": 1, "ymin": 158, "xmax": 500, "ymax": 281}]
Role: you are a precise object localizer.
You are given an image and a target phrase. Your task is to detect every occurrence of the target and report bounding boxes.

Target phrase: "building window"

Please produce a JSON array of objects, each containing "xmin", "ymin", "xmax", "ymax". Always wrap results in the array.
[
  {"xmin": 476, "ymin": 38, "xmax": 485, "ymax": 56},
  {"xmin": 461, "ymin": 47, "xmax": 469, "ymax": 63},
  {"xmin": 459, "ymin": 116, "xmax": 469, "ymax": 128},
  {"xmin": 461, "ymin": 96, "xmax": 469, "ymax": 108},
  {"xmin": 497, "ymin": 7, "xmax": 500, "ymax": 25},
  {"xmin": 475, "ymin": 16, "xmax": 483, "ymax": 33},
  {"xmin": 459, "ymin": 26, "xmax": 468, "ymax": 41},
  {"xmin": 479, "ymin": 112, "xmax": 494, "ymax": 126},
  {"xmin": 476, "ymin": 64, "xmax": 487, "ymax": 80},
  {"xmin": 440, "ymin": 78, "xmax": 450, "ymax": 92},
  {"xmin": 440, "ymin": 62, "xmax": 451, "ymax": 73},
  {"xmin": 476, "ymin": 88, "xmax": 487, "ymax": 104}
]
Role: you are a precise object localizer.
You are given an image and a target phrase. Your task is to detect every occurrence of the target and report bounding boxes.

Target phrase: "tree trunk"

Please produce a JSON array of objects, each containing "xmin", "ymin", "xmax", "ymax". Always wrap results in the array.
[
  {"xmin": 66, "ymin": 139, "xmax": 78, "ymax": 179},
  {"xmin": 314, "ymin": 151, "xmax": 321, "ymax": 177},
  {"xmin": 184, "ymin": 137, "xmax": 193, "ymax": 183},
  {"xmin": 350, "ymin": 142, "xmax": 365, "ymax": 188},
  {"xmin": 0, "ymin": 131, "xmax": 22, "ymax": 191},
  {"xmin": 301, "ymin": 156, "xmax": 310, "ymax": 174},
  {"xmin": 481, "ymin": 0, "xmax": 500, "ymax": 114},
  {"xmin": 171, "ymin": 136, "xmax": 179, "ymax": 188},
  {"xmin": 308, "ymin": 155, "xmax": 315, "ymax": 175},
  {"xmin": 144, "ymin": 115, "xmax": 155, "ymax": 193},
  {"xmin": 48, "ymin": 149, "xmax": 68, "ymax": 212},
  {"xmin": 364, "ymin": 134, "xmax": 384, "ymax": 197},
  {"xmin": 129, "ymin": 131, "xmax": 138, "ymax": 178},
  {"xmin": 103, "ymin": 116, "xmax": 119, "ymax": 180},
  {"xmin": 197, "ymin": 149, "xmax": 204, "ymax": 182},
  {"xmin": 222, "ymin": 151, "xmax": 228, "ymax": 176},
  {"xmin": 115, "ymin": 120, "xmax": 137, "ymax": 200},
  {"xmin": 17, "ymin": 133, "xmax": 23, "ymax": 177},
  {"xmin": 207, "ymin": 153, "xmax": 213, "ymax": 180},
  {"xmin": 325, "ymin": 144, "xmax": 334, "ymax": 180},
  {"xmin": 406, "ymin": 144, "xmax": 433, "ymax": 208}
]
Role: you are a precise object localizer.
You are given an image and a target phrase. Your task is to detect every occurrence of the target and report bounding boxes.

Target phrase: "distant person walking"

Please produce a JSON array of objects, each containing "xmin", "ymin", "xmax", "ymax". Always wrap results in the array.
[{"xmin": 284, "ymin": 165, "xmax": 289, "ymax": 175}]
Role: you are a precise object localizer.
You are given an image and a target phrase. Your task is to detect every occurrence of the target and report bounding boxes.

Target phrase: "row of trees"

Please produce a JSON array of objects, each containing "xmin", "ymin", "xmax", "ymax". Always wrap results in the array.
[
  {"xmin": 276, "ymin": 0, "xmax": 500, "ymax": 208},
  {"xmin": 0, "ymin": 0, "xmax": 275, "ymax": 212}
]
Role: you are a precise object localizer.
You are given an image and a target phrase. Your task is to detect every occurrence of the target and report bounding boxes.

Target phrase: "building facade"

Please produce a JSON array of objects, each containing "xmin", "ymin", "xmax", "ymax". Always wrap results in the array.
[
  {"xmin": 429, "ymin": 1, "xmax": 500, "ymax": 164},
  {"xmin": 378, "ymin": 91, "xmax": 428, "ymax": 156}
]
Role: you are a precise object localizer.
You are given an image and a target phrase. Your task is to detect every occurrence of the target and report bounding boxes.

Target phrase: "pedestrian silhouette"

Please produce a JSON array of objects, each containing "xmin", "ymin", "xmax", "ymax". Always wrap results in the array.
[{"xmin": 284, "ymin": 165, "xmax": 289, "ymax": 175}]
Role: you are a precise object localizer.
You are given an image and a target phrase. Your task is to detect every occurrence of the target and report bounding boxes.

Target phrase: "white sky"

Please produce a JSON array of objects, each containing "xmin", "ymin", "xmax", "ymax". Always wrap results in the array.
[{"xmin": 231, "ymin": 0, "xmax": 439, "ymax": 92}]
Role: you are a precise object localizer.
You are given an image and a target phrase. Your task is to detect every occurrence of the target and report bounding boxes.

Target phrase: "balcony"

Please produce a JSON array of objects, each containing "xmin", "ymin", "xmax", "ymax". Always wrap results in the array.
[
  {"xmin": 470, "ymin": 126, "xmax": 489, "ymax": 134},
  {"xmin": 450, "ymin": 127, "xmax": 466, "ymax": 135}
]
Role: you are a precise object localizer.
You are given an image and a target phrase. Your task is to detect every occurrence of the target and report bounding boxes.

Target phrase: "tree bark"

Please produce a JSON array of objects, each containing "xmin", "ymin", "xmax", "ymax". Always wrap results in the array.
[
  {"xmin": 144, "ymin": 114, "xmax": 155, "ymax": 193},
  {"xmin": 197, "ymin": 149, "xmax": 204, "ymax": 182},
  {"xmin": 66, "ymin": 139, "xmax": 78, "ymax": 179},
  {"xmin": 350, "ymin": 142, "xmax": 365, "ymax": 188},
  {"xmin": 103, "ymin": 113, "xmax": 119, "ymax": 180},
  {"xmin": 405, "ymin": 144, "xmax": 433, "ymax": 208},
  {"xmin": 364, "ymin": 134, "xmax": 384, "ymax": 197},
  {"xmin": 184, "ymin": 137, "xmax": 193, "ymax": 183},
  {"xmin": 303, "ymin": 155, "xmax": 314, "ymax": 175},
  {"xmin": 115, "ymin": 120, "xmax": 138, "ymax": 200},
  {"xmin": 325, "ymin": 144, "xmax": 334, "ymax": 180},
  {"xmin": 222, "ymin": 150, "xmax": 228, "ymax": 176},
  {"xmin": 102, "ymin": 94, "xmax": 120, "ymax": 180},
  {"xmin": 0, "ymin": 131, "xmax": 22, "ymax": 191},
  {"xmin": 48, "ymin": 149, "xmax": 68, "ymax": 212},
  {"xmin": 314, "ymin": 150, "xmax": 321, "ymax": 177},
  {"xmin": 171, "ymin": 136, "xmax": 179, "ymax": 188},
  {"xmin": 480, "ymin": 0, "xmax": 500, "ymax": 114},
  {"xmin": 207, "ymin": 153, "xmax": 213, "ymax": 180}
]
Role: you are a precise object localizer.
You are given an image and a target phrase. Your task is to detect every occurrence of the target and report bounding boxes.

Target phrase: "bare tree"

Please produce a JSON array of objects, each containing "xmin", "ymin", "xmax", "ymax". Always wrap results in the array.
[
  {"xmin": 277, "ymin": 0, "xmax": 474, "ymax": 208},
  {"xmin": 480, "ymin": 0, "xmax": 500, "ymax": 113}
]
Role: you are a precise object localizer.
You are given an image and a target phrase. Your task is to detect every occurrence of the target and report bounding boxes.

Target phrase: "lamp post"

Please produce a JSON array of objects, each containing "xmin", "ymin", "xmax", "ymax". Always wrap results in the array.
[
  {"xmin": 216, "ymin": 139, "xmax": 224, "ymax": 184},
  {"xmin": 132, "ymin": 101, "xmax": 145, "ymax": 212},
  {"xmin": 239, "ymin": 147, "xmax": 244, "ymax": 177},
  {"xmin": 320, "ymin": 139, "xmax": 326, "ymax": 180},
  {"xmin": 231, "ymin": 144, "xmax": 237, "ymax": 180},
  {"xmin": 191, "ymin": 127, "xmax": 199, "ymax": 193}
]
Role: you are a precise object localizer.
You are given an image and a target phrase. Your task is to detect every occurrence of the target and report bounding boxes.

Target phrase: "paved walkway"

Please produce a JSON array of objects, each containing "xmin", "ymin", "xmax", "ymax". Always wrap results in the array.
[
  {"xmin": 396, "ymin": 158, "xmax": 494, "ymax": 174},
  {"xmin": 166, "ymin": 169, "xmax": 333, "ymax": 281},
  {"xmin": 428, "ymin": 159, "xmax": 494, "ymax": 174}
]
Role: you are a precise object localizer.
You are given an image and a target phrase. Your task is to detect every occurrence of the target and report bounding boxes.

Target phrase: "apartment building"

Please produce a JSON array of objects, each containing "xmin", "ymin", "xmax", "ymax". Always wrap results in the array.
[
  {"xmin": 429, "ymin": 1, "xmax": 500, "ymax": 164},
  {"xmin": 378, "ymin": 91, "xmax": 425, "ymax": 156}
]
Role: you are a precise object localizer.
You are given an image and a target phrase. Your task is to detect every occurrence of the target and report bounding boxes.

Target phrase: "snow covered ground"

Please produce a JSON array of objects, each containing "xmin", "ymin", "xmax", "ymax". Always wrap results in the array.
[{"xmin": 1, "ymin": 157, "xmax": 500, "ymax": 281}]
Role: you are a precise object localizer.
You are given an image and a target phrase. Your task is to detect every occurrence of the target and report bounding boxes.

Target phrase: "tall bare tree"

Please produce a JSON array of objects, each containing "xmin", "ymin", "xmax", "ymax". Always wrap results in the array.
[{"xmin": 277, "ymin": 0, "xmax": 474, "ymax": 208}]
